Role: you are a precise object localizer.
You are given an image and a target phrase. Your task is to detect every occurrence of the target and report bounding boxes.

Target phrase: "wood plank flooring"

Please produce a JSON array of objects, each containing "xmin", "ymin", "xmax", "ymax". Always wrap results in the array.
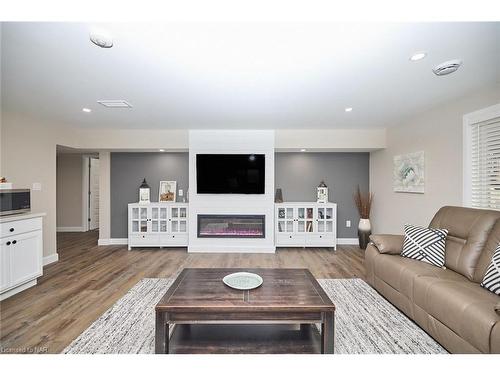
[{"xmin": 0, "ymin": 231, "xmax": 365, "ymax": 354}]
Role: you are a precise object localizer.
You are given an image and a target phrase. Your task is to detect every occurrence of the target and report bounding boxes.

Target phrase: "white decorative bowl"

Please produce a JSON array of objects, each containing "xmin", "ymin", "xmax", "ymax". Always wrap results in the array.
[{"xmin": 222, "ymin": 272, "xmax": 263, "ymax": 290}]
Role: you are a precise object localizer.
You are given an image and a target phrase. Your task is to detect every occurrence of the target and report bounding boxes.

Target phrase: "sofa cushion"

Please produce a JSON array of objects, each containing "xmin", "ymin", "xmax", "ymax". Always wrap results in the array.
[
  {"xmin": 372, "ymin": 252, "xmax": 465, "ymax": 300},
  {"xmin": 429, "ymin": 206, "xmax": 500, "ymax": 280},
  {"xmin": 475, "ymin": 219, "xmax": 500, "ymax": 283},
  {"xmin": 369, "ymin": 234, "xmax": 404, "ymax": 254},
  {"xmin": 401, "ymin": 224, "xmax": 447, "ymax": 267},
  {"xmin": 481, "ymin": 243, "xmax": 500, "ymax": 295},
  {"xmin": 413, "ymin": 276, "xmax": 500, "ymax": 353}
]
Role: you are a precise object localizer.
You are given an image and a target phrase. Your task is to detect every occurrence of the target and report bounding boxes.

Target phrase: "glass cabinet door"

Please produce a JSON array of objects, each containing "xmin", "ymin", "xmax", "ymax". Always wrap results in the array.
[
  {"xmin": 170, "ymin": 206, "xmax": 188, "ymax": 233},
  {"xmin": 151, "ymin": 207, "xmax": 159, "ymax": 232},
  {"xmin": 277, "ymin": 206, "xmax": 294, "ymax": 233},
  {"xmin": 131, "ymin": 207, "xmax": 140, "ymax": 233},
  {"xmin": 297, "ymin": 206, "xmax": 314, "ymax": 233},
  {"xmin": 159, "ymin": 207, "xmax": 168, "ymax": 233},
  {"xmin": 139, "ymin": 207, "xmax": 148, "ymax": 232},
  {"xmin": 317, "ymin": 206, "xmax": 334, "ymax": 233}
]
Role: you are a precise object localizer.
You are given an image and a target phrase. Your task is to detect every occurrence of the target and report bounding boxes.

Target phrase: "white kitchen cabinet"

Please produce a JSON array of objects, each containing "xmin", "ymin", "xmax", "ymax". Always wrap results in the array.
[{"xmin": 0, "ymin": 213, "xmax": 44, "ymax": 301}]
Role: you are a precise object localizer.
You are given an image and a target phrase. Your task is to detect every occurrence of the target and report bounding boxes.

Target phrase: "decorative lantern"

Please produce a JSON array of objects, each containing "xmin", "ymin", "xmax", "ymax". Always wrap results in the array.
[
  {"xmin": 139, "ymin": 178, "xmax": 151, "ymax": 204},
  {"xmin": 317, "ymin": 181, "xmax": 328, "ymax": 203}
]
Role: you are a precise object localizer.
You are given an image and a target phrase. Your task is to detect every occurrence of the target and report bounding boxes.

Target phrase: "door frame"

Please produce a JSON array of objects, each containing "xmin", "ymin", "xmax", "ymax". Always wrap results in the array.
[{"xmin": 82, "ymin": 155, "xmax": 100, "ymax": 232}]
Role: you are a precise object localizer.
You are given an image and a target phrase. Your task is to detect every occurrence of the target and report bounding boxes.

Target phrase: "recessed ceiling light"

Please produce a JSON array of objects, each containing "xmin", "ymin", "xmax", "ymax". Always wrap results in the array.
[
  {"xmin": 82, "ymin": 108, "xmax": 91, "ymax": 113},
  {"xmin": 409, "ymin": 52, "xmax": 427, "ymax": 61},
  {"xmin": 345, "ymin": 107, "xmax": 353, "ymax": 112},
  {"xmin": 159, "ymin": 149, "xmax": 165, "ymax": 152},
  {"xmin": 89, "ymin": 29, "xmax": 113, "ymax": 48},
  {"xmin": 300, "ymin": 149, "xmax": 306, "ymax": 152}
]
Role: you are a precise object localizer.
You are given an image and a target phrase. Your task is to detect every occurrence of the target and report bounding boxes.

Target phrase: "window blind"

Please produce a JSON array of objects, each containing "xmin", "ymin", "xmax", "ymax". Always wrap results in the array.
[{"xmin": 471, "ymin": 117, "xmax": 500, "ymax": 210}]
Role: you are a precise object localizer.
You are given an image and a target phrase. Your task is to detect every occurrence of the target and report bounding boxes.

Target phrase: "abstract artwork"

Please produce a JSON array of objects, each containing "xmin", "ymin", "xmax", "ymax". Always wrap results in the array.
[{"xmin": 393, "ymin": 151, "xmax": 425, "ymax": 193}]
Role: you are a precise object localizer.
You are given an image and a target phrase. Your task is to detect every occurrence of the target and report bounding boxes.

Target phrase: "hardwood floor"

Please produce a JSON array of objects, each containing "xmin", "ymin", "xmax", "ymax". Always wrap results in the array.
[{"xmin": 0, "ymin": 231, "xmax": 365, "ymax": 354}]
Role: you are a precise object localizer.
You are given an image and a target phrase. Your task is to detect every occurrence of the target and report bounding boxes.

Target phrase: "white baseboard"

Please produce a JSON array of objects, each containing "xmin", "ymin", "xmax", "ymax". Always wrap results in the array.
[
  {"xmin": 98, "ymin": 238, "xmax": 128, "ymax": 246},
  {"xmin": 43, "ymin": 253, "xmax": 59, "ymax": 266},
  {"xmin": 99, "ymin": 237, "xmax": 359, "ymax": 247},
  {"xmin": 57, "ymin": 226, "xmax": 85, "ymax": 232},
  {"xmin": 0, "ymin": 280, "xmax": 37, "ymax": 301},
  {"xmin": 337, "ymin": 238, "xmax": 359, "ymax": 245}
]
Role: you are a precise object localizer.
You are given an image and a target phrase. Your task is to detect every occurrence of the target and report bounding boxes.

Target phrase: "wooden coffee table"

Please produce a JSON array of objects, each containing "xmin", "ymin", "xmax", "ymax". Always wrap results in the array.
[{"xmin": 155, "ymin": 268, "xmax": 335, "ymax": 354}]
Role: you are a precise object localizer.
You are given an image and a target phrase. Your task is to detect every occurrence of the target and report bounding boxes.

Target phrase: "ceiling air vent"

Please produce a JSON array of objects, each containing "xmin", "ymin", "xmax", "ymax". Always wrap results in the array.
[
  {"xmin": 432, "ymin": 59, "xmax": 462, "ymax": 76},
  {"xmin": 97, "ymin": 100, "xmax": 132, "ymax": 108}
]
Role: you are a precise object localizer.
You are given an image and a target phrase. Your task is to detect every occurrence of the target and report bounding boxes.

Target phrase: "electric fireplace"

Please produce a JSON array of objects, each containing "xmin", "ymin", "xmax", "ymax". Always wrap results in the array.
[{"xmin": 197, "ymin": 214, "xmax": 265, "ymax": 238}]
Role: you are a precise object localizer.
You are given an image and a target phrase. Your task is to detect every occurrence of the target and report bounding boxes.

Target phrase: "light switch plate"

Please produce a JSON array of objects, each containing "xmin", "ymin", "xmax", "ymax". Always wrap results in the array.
[
  {"xmin": 178, "ymin": 189, "xmax": 183, "ymax": 196},
  {"xmin": 346, "ymin": 220, "xmax": 351, "ymax": 228},
  {"xmin": 32, "ymin": 182, "xmax": 42, "ymax": 191}
]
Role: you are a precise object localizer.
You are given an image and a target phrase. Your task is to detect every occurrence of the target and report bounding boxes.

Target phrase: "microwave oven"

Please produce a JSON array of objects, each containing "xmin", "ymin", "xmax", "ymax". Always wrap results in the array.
[{"xmin": 0, "ymin": 189, "xmax": 31, "ymax": 216}]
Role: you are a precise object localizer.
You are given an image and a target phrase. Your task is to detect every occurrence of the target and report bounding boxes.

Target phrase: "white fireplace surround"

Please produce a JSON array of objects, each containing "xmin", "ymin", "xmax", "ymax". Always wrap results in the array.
[{"xmin": 188, "ymin": 130, "xmax": 275, "ymax": 253}]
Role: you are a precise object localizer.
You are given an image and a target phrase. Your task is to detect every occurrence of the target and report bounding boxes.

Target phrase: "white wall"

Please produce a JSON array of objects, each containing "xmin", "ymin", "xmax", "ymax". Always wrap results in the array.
[
  {"xmin": 370, "ymin": 84, "xmax": 500, "ymax": 234},
  {"xmin": 56, "ymin": 154, "xmax": 83, "ymax": 230},
  {"xmin": 1, "ymin": 112, "xmax": 66, "ymax": 257}
]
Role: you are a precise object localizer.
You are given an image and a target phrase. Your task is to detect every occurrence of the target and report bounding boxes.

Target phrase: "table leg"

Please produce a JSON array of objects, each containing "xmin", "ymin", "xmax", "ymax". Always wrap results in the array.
[
  {"xmin": 155, "ymin": 311, "xmax": 168, "ymax": 354},
  {"xmin": 321, "ymin": 311, "xmax": 334, "ymax": 354}
]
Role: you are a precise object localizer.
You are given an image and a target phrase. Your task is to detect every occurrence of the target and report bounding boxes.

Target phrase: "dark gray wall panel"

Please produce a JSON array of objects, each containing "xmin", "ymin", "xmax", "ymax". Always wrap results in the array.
[
  {"xmin": 110, "ymin": 152, "xmax": 369, "ymax": 239},
  {"xmin": 275, "ymin": 152, "xmax": 370, "ymax": 238},
  {"xmin": 111, "ymin": 152, "xmax": 189, "ymax": 238}
]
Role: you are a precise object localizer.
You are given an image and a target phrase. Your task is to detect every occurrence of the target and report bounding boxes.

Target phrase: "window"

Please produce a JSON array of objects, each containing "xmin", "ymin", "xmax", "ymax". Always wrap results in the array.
[{"xmin": 469, "ymin": 116, "xmax": 500, "ymax": 210}]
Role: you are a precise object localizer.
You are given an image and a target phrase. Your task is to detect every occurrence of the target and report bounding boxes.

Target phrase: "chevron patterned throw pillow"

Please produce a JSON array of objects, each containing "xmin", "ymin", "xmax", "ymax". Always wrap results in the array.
[
  {"xmin": 401, "ymin": 224, "xmax": 448, "ymax": 268},
  {"xmin": 480, "ymin": 243, "xmax": 500, "ymax": 295}
]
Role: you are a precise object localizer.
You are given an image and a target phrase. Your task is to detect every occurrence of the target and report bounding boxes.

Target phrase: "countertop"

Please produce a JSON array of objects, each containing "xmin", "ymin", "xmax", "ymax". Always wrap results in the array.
[{"xmin": 0, "ymin": 212, "xmax": 46, "ymax": 223}]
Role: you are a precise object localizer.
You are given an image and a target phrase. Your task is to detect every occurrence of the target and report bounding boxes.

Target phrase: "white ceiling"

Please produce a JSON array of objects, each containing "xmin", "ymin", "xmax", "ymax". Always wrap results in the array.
[{"xmin": 2, "ymin": 22, "xmax": 499, "ymax": 129}]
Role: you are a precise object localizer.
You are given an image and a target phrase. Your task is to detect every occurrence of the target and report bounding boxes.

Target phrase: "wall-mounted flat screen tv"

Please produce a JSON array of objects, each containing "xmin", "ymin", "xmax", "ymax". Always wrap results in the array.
[{"xmin": 196, "ymin": 154, "xmax": 265, "ymax": 194}]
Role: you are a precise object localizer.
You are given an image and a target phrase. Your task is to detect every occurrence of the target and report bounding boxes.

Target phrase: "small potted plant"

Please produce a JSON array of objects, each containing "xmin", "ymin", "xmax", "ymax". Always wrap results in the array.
[{"xmin": 353, "ymin": 185, "xmax": 373, "ymax": 250}]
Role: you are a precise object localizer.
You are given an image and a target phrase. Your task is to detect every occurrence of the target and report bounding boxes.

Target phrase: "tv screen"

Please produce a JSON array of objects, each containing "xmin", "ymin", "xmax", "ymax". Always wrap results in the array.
[{"xmin": 196, "ymin": 154, "xmax": 265, "ymax": 194}]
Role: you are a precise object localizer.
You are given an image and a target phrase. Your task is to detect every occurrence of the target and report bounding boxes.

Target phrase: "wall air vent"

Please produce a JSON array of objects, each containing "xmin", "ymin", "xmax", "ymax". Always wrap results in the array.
[
  {"xmin": 432, "ymin": 59, "xmax": 462, "ymax": 76},
  {"xmin": 97, "ymin": 100, "xmax": 132, "ymax": 108}
]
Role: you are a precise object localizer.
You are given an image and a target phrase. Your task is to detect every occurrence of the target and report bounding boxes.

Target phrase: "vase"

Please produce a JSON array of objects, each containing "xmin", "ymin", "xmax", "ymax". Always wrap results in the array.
[{"xmin": 358, "ymin": 218, "xmax": 371, "ymax": 250}]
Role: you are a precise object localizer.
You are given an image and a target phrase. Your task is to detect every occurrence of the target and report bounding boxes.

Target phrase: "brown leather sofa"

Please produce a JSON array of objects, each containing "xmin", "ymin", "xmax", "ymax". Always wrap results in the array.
[{"xmin": 365, "ymin": 206, "xmax": 500, "ymax": 353}]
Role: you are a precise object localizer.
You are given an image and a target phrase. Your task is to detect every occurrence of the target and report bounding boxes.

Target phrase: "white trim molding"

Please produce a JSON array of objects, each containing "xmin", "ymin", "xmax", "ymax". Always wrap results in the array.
[
  {"xmin": 98, "ymin": 238, "xmax": 128, "ymax": 246},
  {"xmin": 463, "ymin": 103, "xmax": 500, "ymax": 207},
  {"xmin": 57, "ymin": 226, "xmax": 86, "ymax": 232},
  {"xmin": 98, "ymin": 237, "xmax": 359, "ymax": 247},
  {"xmin": 337, "ymin": 238, "xmax": 359, "ymax": 245},
  {"xmin": 43, "ymin": 253, "xmax": 59, "ymax": 266}
]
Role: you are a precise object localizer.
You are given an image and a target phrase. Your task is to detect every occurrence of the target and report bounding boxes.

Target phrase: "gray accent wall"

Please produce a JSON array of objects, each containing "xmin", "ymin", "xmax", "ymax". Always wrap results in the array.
[
  {"xmin": 110, "ymin": 152, "xmax": 369, "ymax": 239},
  {"xmin": 111, "ymin": 152, "xmax": 189, "ymax": 238},
  {"xmin": 275, "ymin": 153, "xmax": 370, "ymax": 238}
]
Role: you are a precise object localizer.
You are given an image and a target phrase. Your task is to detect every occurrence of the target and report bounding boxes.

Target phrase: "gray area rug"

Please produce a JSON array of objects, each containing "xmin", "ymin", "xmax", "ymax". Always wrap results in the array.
[{"xmin": 63, "ymin": 278, "xmax": 447, "ymax": 354}]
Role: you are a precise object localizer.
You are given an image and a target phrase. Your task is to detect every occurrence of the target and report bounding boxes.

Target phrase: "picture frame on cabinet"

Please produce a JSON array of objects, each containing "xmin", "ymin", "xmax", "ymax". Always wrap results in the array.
[{"xmin": 159, "ymin": 181, "xmax": 177, "ymax": 202}]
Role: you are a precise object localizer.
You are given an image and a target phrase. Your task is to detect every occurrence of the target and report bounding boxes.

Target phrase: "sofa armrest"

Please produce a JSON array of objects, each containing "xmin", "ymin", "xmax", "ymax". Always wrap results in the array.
[{"xmin": 369, "ymin": 234, "xmax": 404, "ymax": 255}]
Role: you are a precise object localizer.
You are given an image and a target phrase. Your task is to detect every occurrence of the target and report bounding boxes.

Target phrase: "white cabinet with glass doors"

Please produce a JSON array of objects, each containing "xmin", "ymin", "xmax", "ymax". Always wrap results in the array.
[{"xmin": 128, "ymin": 203, "xmax": 188, "ymax": 250}]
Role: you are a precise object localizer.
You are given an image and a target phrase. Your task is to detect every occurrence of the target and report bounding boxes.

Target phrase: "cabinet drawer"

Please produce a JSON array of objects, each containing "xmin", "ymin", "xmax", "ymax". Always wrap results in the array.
[
  {"xmin": 1, "ymin": 217, "xmax": 43, "ymax": 238},
  {"xmin": 305, "ymin": 233, "xmax": 334, "ymax": 246},
  {"xmin": 129, "ymin": 234, "xmax": 159, "ymax": 247},
  {"xmin": 276, "ymin": 233, "xmax": 305, "ymax": 247},
  {"xmin": 160, "ymin": 234, "xmax": 188, "ymax": 246}
]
